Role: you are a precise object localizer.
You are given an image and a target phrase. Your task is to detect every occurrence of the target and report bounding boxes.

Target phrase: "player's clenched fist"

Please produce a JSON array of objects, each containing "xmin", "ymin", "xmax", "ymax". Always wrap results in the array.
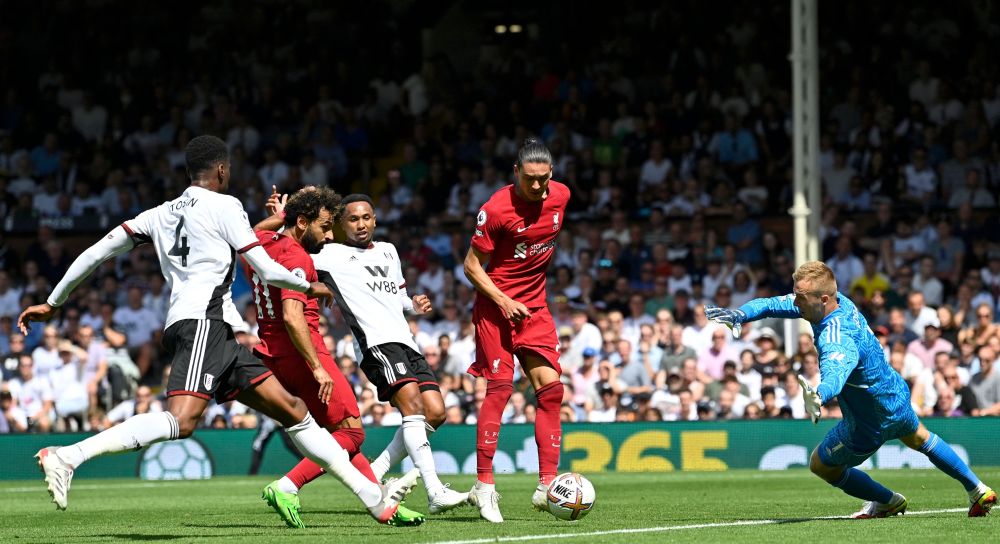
[{"xmin": 411, "ymin": 295, "xmax": 433, "ymax": 314}]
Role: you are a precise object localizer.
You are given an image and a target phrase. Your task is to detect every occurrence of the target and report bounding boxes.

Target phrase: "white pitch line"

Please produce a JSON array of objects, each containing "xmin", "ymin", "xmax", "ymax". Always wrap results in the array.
[{"xmin": 430, "ymin": 508, "xmax": 968, "ymax": 544}]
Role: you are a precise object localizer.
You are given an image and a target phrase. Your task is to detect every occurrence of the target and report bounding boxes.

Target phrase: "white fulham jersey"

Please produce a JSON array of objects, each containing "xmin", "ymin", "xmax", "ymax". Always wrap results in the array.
[
  {"xmin": 312, "ymin": 241, "xmax": 419, "ymax": 359},
  {"xmin": 122, "ymin": 186, "xmax": 260, "ymax": 330}
]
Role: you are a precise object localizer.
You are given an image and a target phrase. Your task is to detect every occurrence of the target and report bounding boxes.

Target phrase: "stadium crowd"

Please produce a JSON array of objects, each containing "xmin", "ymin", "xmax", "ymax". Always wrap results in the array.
[{"xmin": 2, "ymin": 2, "xmax": 1000, "ymax": 434}]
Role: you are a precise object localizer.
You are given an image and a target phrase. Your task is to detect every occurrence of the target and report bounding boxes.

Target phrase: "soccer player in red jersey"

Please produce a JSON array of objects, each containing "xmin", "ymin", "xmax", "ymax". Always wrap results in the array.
[
  {"xmin": 244, "ymin": 187, "xmax": 424, "ymax": 528},
  {"xmin": 464, "ymin": 138, "xmax": 570, "ymax": 522}
]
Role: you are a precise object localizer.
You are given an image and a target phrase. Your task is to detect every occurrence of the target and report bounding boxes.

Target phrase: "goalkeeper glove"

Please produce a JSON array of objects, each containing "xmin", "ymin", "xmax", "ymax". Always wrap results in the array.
[
  {"xmin": 705, "ymin": 306, "xmax": 746, "ymax": 339},
  {"xmin": 797, "ymin": 375, "xmax": 822, "ymax": 424}
]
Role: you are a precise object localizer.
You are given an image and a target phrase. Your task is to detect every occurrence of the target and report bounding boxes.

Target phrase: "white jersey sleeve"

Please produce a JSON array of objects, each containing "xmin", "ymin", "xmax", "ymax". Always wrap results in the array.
[
  {"xmin": 213, "ymin": 196, "xmax": 260, "ymax": 253},
  {"xmin": 47, "ymin": 226, "xmax": 135, "ymax": 307},
  {"xmin": 391, "ymin": 244, "xmax": 415, "ymax": 312},
  {"xmin": 122, "ymin": 206, "xmax": 160, "ymax": 245}
]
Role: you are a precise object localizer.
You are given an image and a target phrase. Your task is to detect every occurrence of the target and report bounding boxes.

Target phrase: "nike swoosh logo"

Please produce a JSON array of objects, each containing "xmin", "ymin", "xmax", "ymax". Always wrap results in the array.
[
  {"xmin": 517, "ymin": 226, "xmax": 528, "ymax": 232},
  {"xmin": 484, "ymin": 439, "xmax": 497, "ymax": 445}
]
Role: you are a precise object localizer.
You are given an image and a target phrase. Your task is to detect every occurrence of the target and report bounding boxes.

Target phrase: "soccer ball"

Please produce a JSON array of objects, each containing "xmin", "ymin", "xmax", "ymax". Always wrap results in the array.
[
  {"xmin": 545, "ymin": 472, "xmax": 595, "ymax": 521},
  {"xmin": 139, "ymin": 439, "xmax": 213, "ymax": 480}
]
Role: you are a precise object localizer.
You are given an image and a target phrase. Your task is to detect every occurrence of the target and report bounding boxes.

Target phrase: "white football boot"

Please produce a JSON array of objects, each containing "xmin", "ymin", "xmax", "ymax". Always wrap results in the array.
[
  {"xmin": 850, "ymin": 492, "xmax": 907, "ymax": 519},
  {"xmin": 531, "ymin": 483, "xmax": 550, "ymax": 512},
  {"xmin": 36, "ymin": 447, "xmax": 75, "ymax": 510},
  {"xmin": 428, "ymin": 484, "xmax": 470, "ymax": 514},
  {"xmin": 469, "ymin": 480, "xmax": 503, "ymax": 523}
]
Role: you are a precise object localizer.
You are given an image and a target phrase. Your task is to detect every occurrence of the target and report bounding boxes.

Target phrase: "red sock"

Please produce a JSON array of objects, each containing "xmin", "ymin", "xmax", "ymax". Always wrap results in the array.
[
  {"xmin": 286, "ymin": 458, "xmax": 324, "ymax": 490},
  {"xmin": 285, "ymin": 427, "xmax": 371, "ymax": 489},
  {"xmin": 351, "ymin": 452, "xmax": 378, "ymax": 483},
  {"xmin": 534, "ymin": 380, "xmax": 564, "ymax": 486},
  {"xmin": 476, "ymin": 380, "xmax": 512, "ymax": 485},
  {"xmin": 333, "ymin": 427, "xmax": 377, "ymax": 483}
]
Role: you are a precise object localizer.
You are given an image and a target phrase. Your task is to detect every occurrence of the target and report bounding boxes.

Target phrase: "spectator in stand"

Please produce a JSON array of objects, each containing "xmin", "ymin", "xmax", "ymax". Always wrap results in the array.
[
  {"xmin": 906, "ymin": 318, "xmax": 953, "ymax": 370},
  {"xmin": 969, "ymin": 346, "xmax": 1000, "ymax": 417},
  {"xmin": 31, "ymin": 325, "xmax": 63, "ymax": 378},
  {"xmin": 901, "ymin": 146, "xmax": 938, "ymax": 209},
  {"xmin": 8, "ymin": 355, "xmax": 53, "ymax": 432},
  {"xmin": 725, "ymin": 202, "xmax": 763, "ymax": 266},
  {"xmin": 112, "ymin": 286, "xmax": 161, "ymax": 380},
  {"xmin": 905, "ymin": 291, "xmax": 939, "ymax": 337},
  {"xmin": 948, "ymin": 169, "xmax": 995, "ymax": 210},
  {"xmin": 826, "ymin": 236, "xmax": 865, "ymax": 294},
  {"xmin": 913, "ymin": 255, "xmax": 944, "ymax": 308}
]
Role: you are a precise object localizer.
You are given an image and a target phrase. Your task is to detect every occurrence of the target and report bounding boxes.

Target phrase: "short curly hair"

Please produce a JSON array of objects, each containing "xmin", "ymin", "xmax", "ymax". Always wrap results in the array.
[
  {"xmin": 184, "ymin": 135, "xmax": 229, "ymax": 180},
  {"xmin": 282, "ymin": 187, "xmax": 343, "ymax": 228}
]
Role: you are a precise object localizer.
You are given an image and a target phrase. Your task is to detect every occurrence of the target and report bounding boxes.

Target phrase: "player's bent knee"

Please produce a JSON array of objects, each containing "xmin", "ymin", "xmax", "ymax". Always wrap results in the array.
[
  {"xmin": 900, "ymin": 426, "xmax": 929, "ymax": 450},
  {"xmin": 175, "ymin": 415, "xmax": 199, "ymax": 439},
  {"xmin": 394, "ymin": 387, "xmax": 425, "ymax": 416},
  {"xmin": 809, "ymin": 449, "xmax": 838, "ymax": 481},
  {"xmin": 486, "ymin": 379, "xmax": 514, "ymax": 403},
  {"xmin": 287, "ymin": 395, "xmax": 308, "ymax": 419},
  {"xmin": 421, "ymin": 391, "xmax": 446, "ymax": 428},
  {"xmin": 425, "ymin": 406, "xmax": 446, "ymax": 428}
]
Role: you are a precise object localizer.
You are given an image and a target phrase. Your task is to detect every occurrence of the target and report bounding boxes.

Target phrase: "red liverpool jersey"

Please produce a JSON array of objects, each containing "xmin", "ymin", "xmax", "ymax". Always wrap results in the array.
[
  {"xmin": 470, "ymin": 181, "xmax": 570, "ymax": 308},
  {"xmin": 242, "ymin": 231, "xmax": 326, "ymax": 359}
]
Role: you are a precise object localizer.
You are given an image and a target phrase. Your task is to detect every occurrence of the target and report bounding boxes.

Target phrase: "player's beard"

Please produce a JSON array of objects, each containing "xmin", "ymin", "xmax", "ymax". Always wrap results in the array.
[{"xmin": 301, "ymin": 230, "xmax": 325, "ymax": 254}]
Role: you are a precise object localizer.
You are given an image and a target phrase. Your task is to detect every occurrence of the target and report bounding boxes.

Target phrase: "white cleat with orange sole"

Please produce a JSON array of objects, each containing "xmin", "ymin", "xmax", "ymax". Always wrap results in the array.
[{"xmin": 36, "ymin": 447, "xmax": 74, "ymax": 511}]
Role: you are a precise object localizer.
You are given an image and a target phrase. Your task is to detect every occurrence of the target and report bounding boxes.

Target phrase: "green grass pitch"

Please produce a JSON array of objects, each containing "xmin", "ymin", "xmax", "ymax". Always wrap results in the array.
[{"xmin": 1, "ymin": 469, "xmax": 997, "ymax": 543}]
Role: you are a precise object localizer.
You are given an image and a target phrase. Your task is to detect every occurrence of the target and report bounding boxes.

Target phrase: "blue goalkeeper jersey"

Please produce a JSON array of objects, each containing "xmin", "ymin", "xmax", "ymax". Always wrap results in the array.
[{"xmin": 739, "ymin": 293, "xmax": 915, "ymax": 440}]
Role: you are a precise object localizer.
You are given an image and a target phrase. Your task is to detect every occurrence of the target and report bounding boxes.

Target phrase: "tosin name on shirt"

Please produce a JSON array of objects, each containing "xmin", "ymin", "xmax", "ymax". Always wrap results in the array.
[{"xmin": 170, "ymin": 198, "xmax": 198, "ymax": 212}]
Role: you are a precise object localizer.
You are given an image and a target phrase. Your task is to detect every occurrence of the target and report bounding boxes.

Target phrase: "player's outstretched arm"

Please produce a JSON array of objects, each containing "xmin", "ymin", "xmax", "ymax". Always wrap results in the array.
[
  {"xmin": 463, "ymin": 247, "xmax": 530, "ymax": 322},
  {"xmin": 814, "ymin": 336, "xmax": 861, "ymax": 406},
  {"xmin": 738, "ymin": 294, "xmax": 803, "ymax": 321},
  {"xmin": 254, "ymin": 213, "xmax": 284, "ymax": 232},
  {"xmin": 282, "ymin": 298, "xmax": 333, "ymax": 403},
  {"xmin": 19, "ymin": 226, "xmax": 136, "ymax": 333},
  {"xmin": 242, "ymin": 246, "xmax": 311, "ymax": 292}
]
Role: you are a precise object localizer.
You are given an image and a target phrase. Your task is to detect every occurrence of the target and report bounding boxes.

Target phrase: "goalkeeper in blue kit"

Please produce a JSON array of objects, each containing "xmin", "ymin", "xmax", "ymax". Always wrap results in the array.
[{"xmin": 707, "ymin": 261, "xmax": 996, "ymax": 518}]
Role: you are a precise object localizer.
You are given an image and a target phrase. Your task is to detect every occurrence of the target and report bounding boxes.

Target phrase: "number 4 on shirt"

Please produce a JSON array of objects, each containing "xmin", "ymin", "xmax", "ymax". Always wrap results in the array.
[{"xmin": 169, "ymin": 217, "xmax": 191, "ymax": 266}]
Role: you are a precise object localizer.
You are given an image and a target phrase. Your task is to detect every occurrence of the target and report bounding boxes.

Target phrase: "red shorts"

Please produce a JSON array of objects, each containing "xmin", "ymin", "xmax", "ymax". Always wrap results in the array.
[
  {"xmin": 264, "ymin": 350, "xmax": 360, "ymax": 427},
  {"xmin": 469, "ymin": 302, "xmax": 561, "ymax": 381}
]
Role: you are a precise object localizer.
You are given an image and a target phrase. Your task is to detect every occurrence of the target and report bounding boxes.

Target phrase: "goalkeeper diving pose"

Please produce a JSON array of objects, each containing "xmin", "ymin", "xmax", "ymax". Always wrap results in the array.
[{"xmin": 706, "ymin": 261, "xmax": 996, "ymax": 518}]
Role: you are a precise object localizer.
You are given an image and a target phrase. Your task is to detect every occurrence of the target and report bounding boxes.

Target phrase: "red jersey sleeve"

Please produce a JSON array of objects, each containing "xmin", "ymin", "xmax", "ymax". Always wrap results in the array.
[
  {"xmin": 471, "ymin": 201, "xmax": 504, "ymax": 255},
  {"xmin": 276, "ymin": 244, "xmax": 316, "ymax": 304}
]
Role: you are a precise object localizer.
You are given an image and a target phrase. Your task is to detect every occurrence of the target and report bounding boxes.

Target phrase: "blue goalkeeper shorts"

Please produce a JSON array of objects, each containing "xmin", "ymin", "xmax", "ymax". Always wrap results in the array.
[{"xmin": 817, "ymin": 410, "xmax": 919, "ymax": 467}]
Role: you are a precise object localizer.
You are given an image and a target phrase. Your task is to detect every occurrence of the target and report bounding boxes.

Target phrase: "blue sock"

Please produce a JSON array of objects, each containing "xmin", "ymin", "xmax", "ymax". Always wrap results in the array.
[
  {"xmin": 831, "ymin": 468, "xmax": 894, "ymax": 503},
  {"xmin": 919, "ymin": 432, "xmax": 980, "ymax": 492}
]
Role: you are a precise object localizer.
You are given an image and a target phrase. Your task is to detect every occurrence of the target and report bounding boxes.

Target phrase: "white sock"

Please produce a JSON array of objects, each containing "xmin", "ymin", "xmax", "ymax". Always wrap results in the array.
[
  {"xmin": 371, "ymin": 422, "xmax": 437, "ymax": 481},
  {"xmin": 58, "ymin": 412, "xmax": 179, "ymax": 469},
  {"xmin": 370, "ymin": 426, "xmax": 408, "ymax": 481},
  {"xmin": 402, "ymin": 415, "xmax": 443, "ymax": 495},
  {"xmin": 285, "ymin": 413, "xmax": 381, "ymax": 508},
  {"xmin": 277, "ymin": 476, "xmax": 299, "ymax": 495},
  {"xmin": 970, "ymin": 482, "xmax": 990, "ymax": 501}
]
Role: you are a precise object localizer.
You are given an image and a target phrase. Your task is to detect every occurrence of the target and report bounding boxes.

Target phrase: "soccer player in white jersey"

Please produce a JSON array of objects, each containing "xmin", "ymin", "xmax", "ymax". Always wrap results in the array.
[
  {"xmin": 257, "ymin": 191, "xmax": 469, "ymax": 516},
  {"xmin": 17, "ymin": 135, "xmax": 419, "ymax": 524}
]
